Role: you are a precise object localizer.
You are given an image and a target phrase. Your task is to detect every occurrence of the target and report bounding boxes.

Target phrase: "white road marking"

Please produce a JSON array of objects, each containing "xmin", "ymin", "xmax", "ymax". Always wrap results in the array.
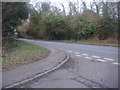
[
  {"xmin": 45, "ymin": 42, "xmax": 51, "ymax": 43},
  {"xmin": 58, "ymin": 43, "xmax": 63, "ymax": 44},
  {"xmin": 75, "ymin": 52, "xmax": 80, "ymax": 54},
  {"xmin": 96, "ymin": 59, "xmax": 108, "ymax": 62},
  {"xmin": 84, "ymin": 57, "xmax": 92, "ymax": 59},
  {"xmin": 112, "ymin": 62, "xmax": 119, "ymax": 65},
  {"xmin": 68, "ymin": 51, "xmax": 73, "ymax": 53},
  {"xmin": 76, "ymin": 55, "xmax": 82, "ymax": 57},
  {"xmin": 50, "ymin": 54, "xmax": 53, "ymax": 55},
  {"xmin": 104, "ymin": 58, "xmax": 114, "ymax": 61},
  {"xmin": 82, "ymin": 54, "xmax": 88, "ymax": 56},
  {"xmin": 91, "ymin": 55, "xmax": 100, "ymax": 58}
]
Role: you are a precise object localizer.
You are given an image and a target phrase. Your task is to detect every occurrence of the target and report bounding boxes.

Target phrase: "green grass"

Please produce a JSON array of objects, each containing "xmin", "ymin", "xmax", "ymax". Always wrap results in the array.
[
  {"xmin": 27, "ymin": 38, "xmax": 118, "ymax": 47},
  {"xmin": 76, "ymin": 41, "xmax": 118, "ymax": 47},
  {"xmin": 55, "ymin": 40, "xmax": 118, "ymax": 47},
  {"xmin": 2, "ymin": 40, "xmax": 49, "ymax": 71}
]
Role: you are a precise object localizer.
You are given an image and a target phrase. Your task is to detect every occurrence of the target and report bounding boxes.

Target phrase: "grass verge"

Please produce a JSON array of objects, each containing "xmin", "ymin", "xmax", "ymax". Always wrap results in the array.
[
  {"xmin": 46, "ymin": 40, "xmax": 118, "ymax": 47},
  {"xmin": 25, "ymin": 37, "xmax": 118, "ymax": 47},
  {"xmin": 2, "ymin": 40, "xmax": 49, "ymax": 71},
  {"xmin": 61, "ymin": 40, "xmax": 118, "ymax": 47}
]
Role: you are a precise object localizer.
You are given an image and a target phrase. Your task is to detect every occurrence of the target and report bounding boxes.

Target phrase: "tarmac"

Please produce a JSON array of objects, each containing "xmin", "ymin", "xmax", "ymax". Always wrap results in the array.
[{"xmin": 2, "ymin": 46, "xmax": 69, "ymax": 88}]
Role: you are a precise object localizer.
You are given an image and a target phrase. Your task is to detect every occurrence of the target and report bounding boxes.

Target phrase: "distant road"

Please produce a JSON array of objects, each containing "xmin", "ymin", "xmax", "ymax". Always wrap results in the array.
[{"xmin": 19, "ymin": 38, "xmax": 119, "ymax": 88}]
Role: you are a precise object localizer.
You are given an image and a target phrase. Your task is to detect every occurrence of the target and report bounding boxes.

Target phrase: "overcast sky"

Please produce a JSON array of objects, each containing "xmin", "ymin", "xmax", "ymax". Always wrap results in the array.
[
  {"xmin": 29, "ymin": 0, "xmax": 94, "ymax": 13},
  {"xmin": 29, "ymin": 0, "xmax": 119, "ymax": 14}
]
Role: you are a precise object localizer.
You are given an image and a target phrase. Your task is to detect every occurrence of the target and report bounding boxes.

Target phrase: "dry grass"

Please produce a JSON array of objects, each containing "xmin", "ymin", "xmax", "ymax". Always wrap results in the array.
[
  {"xmin": 2, "ymin": 40, "xmax": 49, "ymax": 71},
  {"xmin": 54, "ymin": 38, "xmax": 118, "ymax": 47}
]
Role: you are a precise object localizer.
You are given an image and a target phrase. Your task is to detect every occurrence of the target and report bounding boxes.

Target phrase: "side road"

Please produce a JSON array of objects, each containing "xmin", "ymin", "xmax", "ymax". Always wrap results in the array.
[{"xmin": 2, "ymin": 45, "xmax": 69, "ymax": 88}]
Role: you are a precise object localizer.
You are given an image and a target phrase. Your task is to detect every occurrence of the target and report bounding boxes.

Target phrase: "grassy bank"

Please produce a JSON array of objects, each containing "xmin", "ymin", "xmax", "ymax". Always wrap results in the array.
[
  {"xmin": 59, "ymin": 40, "xmax": 118, "ymax": 47},
  {"xmin": 26, "ymin": 38, "xmax": 118, "ymax": 47},
  {"xmin": 42, "ymin": 39, "xmax": 118, "ymax": 47},
  {"xmin": 2, "ymin": 40, "xmax": 49, "ymax": 71}
]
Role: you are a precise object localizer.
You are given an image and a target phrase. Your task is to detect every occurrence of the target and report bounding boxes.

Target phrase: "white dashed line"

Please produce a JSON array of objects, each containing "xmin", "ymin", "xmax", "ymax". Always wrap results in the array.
[
  {"xmin": 104, "ymin": 58, "xmax": 114, "ymax": 61},
  {"xmin": 91, "ymin": 56, "xmax": 100, "ymax": 58},
  {"xmin": 45, "ymin": 42, "xmax": 51, "ymax": 43},
  {"xmin": 84, "ymin": 57, "xmax": 92, "ymax": 59},
  {"xmin": 68, "ymin": 51, "xmax": 73, "ymax": 53},
  {"xmin": 112, "ymin": 62, "xmax": 119, "ymax": 65},
  {"xmin": 96, "ymin": 59, "xmax": 108, "ymax": 62},
  {"xmin": 58, "ymin": 43, "xmax": 63, "ymax": 44},
  {"xmin": 76, "ymin": 55, "xmax": 81, "ymax": 57},
  {"xmin": 75, "ymin": 52, "xmax": 80, "ymax": 54},
  {"xmin": 50, "ymin": 54, "xmax": 53, "ymax": 55},
  {"xmin": 82, "ymin": 54, "xmax": 88, "ymax": 56}
]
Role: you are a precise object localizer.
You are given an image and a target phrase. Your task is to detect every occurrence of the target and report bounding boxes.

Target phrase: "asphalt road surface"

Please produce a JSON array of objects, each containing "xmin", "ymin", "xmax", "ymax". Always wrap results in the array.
[{"xmin": 19, "ymin": 39, "xmax": 119, "ymax": 88}]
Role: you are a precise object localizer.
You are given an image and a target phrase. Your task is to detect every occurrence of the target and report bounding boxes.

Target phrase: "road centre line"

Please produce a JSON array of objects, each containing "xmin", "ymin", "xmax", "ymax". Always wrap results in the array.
[
  {"xmin": 104, "ymin": 58, "xmax": 114, "ymax": 61},
  {"xmin": 75, "ymin": 52, "xmax": 80, "ymax": 54},
  {"xmin": 71, "ymin": 51, "xmax": 116, "ymax": 64},
  {"xmin": 82, "ymin": 54, "xmax": 88, "ymax": 56},
  {"xmin": 76, "ymin": 55, "xmax": 82, "ymax": 57},
  {"xmin": 68, "ymin": 51, "xmax": 73, "ymax": 53},
  {"xmin": 45, "ymin": 42, "xmax": 51, "ymax": 43},
  {"xmin": 58, "ymin": 43, "xmax": 63, "ymax": 44},
  {"xmin": 96, "ymin": 59, "xmax": 108, "ymax": 62},
  {"xmin": 91, "ymin": 55, "xmax": 100, "ymax": 58},
  {"xmin": 112, "ymin": 62, "xmax": 120, "ymax": 65},
  {"xmin": 84, "ymin": 57, "xmax": 92, "ymax": 59}
]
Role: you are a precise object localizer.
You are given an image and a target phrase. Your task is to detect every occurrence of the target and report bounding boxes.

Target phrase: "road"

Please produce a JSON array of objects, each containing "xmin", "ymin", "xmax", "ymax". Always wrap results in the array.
[{"xmin": 19, "ymin": 39, "xmax": 119, "ymax": 88}]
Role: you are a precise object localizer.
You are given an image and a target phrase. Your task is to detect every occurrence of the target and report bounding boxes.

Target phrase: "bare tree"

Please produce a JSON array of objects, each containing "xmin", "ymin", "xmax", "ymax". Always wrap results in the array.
[
  {"xmin": 61, "ymin": 4, "xmax": 66, "ymax": 15},
  {"xmin": 93, "ymin": 1, "xmax": 99, "ymax": 14}
]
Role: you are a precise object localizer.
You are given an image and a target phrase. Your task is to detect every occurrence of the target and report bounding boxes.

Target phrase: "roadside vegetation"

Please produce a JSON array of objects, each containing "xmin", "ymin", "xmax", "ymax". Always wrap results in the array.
[
  {"xmin": 58, "ymin": 40, "xmax": 118, "ymax": 47},
  {"xmin": 2, "ymin": 1, "xmax": 119, "ymax": 70},
  {"xmin": 17, "ymin": 1, "xmax": 119, "ymax": 46},
  {"xmin": 2, "ymin": 2, "xmax": 29, "ymax": 52},
  {"xmin": 2, "ymin": 40, "xmax": 49, "ymax": 71},
  {"xmin": 2, "ymin": 2, "xmax": 119, "ymax": 51}
]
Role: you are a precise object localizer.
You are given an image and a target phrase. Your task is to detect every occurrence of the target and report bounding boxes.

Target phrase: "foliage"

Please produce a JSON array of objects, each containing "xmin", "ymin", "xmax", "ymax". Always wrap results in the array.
[
  {"xmin": 2, "ymin": 2, "xmax": 29, "ymax": 51},
  {"xmin": 97, "ymin": 17, "xmax": 116, "ymax": 40},
  {"xmin": 79, "ymin": 22, "xmax": 96, "ymax": 39},
  {"xmin": 96, "ymin": 2, "xmax": 118, "ymax": 40},
  {"xmin": 18, "ymin": 2, "xmax": 118, "ymax": 41},
  {"xmin": 43, "ymin": 15, "xmax": 70, "ymax": 40}
]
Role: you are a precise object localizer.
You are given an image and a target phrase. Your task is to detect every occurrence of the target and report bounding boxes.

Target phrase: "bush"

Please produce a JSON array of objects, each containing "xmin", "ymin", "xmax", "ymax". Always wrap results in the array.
[{"xmin": 79, "ymin": 22, "xmax": 96, "ymax": 39}]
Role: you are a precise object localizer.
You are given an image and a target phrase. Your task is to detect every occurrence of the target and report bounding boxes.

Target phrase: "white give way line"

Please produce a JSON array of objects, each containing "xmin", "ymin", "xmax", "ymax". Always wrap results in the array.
[{"xmin": 67, "ymin": 50, "xmax": 119, "ymax": 65}]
